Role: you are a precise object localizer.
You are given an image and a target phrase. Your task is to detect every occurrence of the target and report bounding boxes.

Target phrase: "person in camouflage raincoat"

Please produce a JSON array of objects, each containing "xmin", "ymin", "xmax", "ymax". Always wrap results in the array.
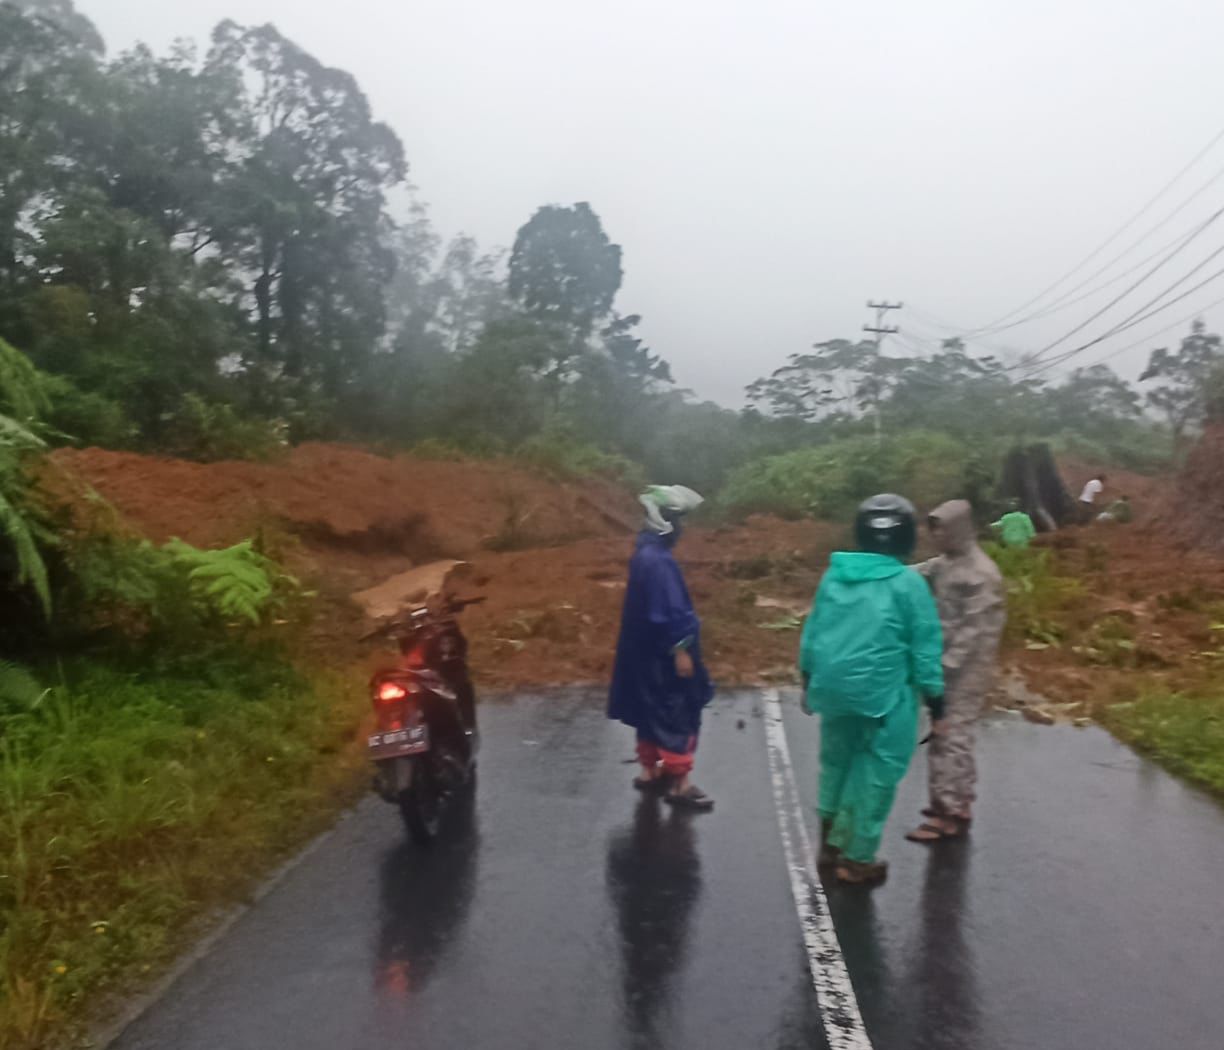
[{"xmin": 908, "ymin": 500, "xmax": 1006, "ymax": 842}]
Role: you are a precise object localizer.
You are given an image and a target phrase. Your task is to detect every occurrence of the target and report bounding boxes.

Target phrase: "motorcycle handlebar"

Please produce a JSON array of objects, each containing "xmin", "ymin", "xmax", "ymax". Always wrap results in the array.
[{"xmin": 359, "ymin": 595, "xmax": 486, "ymax": 641}]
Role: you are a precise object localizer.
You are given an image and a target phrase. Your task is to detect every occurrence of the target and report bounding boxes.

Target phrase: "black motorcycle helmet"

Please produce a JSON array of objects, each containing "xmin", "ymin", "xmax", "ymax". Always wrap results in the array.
[{"xmin": 854, "ymin": 493, "xmax": 917, "ymax": 558}]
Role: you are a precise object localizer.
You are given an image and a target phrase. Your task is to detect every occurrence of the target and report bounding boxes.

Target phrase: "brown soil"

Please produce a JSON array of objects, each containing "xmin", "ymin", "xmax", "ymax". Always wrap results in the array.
[
  {"xmin": 1058, "ymin": 456, "xmax": 1168, "ymax": 525},
  {"xmin": 50, "ymin": 442, "xmax": 632, "ymax": 564},
  {"xmin": 997, "ymin": 451, "xmax": 1224, "ymax": 715},
  {"xmin": 1009, "ymin": 521, "xmax": 1224, "ymax": 714},
  {"xmin": 48, "ymin": 445, "xmax": 838, "ymax": 688},
  {"xmin": 446, "ymin": 517, "xmax": 837, "ymax": 691},
  {"xmin": 49, "ymin": 442, "xmax": 1222, "ymax": 702}
]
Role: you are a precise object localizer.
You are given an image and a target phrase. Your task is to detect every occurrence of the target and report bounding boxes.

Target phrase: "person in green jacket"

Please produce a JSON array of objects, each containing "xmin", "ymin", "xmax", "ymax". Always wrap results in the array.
[
  {"xmin": 799, "ymin": 493, "xmax": 945, "ymax": 886},
  {"xmin": 991, "ymin": 500, "xmax": 1037, "ymax": 548}
]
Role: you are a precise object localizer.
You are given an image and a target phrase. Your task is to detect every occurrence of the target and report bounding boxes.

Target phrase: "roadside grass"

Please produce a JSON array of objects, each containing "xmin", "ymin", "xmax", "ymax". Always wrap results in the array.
[
  {"xmin": 989, "ymin": 540, "xmax": 1224, "ymax": 797},
  {"xmin": 1103, "ymin": 691, "xmax": 1224, "ymax": 796},
  {"xmin": 0, "ymin": 656, "xmax": 366, "ymax": 1050}
]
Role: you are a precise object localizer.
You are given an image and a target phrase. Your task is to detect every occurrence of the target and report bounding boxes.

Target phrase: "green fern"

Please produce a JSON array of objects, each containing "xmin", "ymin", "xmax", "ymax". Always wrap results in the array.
[
  {"xmin": 0, "ymin": 336, "xmax": 50, "ymax": 423},
  {"xmin": 0, "ymin": 337, "xmax": 52, "ymax": 615},
  {"xmin": 164, "ymin": 539, "xmax": 293, "ymax": 625}
]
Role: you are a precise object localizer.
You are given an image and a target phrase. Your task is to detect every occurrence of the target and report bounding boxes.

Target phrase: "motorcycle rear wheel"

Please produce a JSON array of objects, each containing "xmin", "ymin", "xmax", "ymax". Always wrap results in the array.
[{"xmin": 398, "ymin": 760, "xmax": 442, "ymax": 844}]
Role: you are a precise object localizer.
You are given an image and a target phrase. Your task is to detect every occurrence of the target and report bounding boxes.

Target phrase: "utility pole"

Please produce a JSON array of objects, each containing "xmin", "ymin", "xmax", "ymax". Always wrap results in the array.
[{"xmin": 863, "ymin": 300, "xmax": 903, "ymax": 443}]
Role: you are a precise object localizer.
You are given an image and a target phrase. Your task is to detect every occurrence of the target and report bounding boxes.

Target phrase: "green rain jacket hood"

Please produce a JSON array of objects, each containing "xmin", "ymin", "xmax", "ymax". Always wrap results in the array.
[{"xmin": 799, "ymin": 552, "xmax": 944, "ymax": 719}]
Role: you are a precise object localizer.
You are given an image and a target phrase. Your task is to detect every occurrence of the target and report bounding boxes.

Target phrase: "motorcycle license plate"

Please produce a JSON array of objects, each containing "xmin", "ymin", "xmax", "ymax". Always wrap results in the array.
[{"xmin": 368, "ymin": 724, "xmax": 430, "ymax": 758}]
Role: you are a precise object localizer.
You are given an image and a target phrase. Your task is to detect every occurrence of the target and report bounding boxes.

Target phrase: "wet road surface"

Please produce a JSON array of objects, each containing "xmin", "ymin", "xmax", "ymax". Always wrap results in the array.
[{"xmin": 113, "ymin": 690, "xmax": 1224, "ymax": 1050}]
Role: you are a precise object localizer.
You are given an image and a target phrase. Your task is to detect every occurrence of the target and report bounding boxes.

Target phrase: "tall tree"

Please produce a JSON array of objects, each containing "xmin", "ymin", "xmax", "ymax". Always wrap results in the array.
[
  {"xmin": 442, "ymin": 318, "xmax": 569, "ymax": 445},
  {"xmin": 1043, "ymin": 364, "xmax": 1141, "ymax": 436},
  {"xmin": 886, "ymin": 340, "xmax": 1042, "ymax": 440},
  {"xmin": 205, "ymin": 21, "xmax": 406, "ymax": 410},
  {"xmin": 0, "ymin": 0, "xmax": 102, "ymax": 309},
  {"xmin": 1141, "ymin": 319, "xmax": 1224, "ymax": 448},
  {"xmin": 78, "ymin": 42, "xmax": 242, "ymax": 248},
  {"xmin": 508, "ymin": 202, "xmax": 622, "ymax": 336},
  {"xmin": 431, "ymin": 234, "xmax": 509, "ymax": 354},
  {"xmin": 747, "ymin": 338, "xmax": 902, "ymax": 427},
  {"xmin": 568, "ymin": 313, "xmax": 672, "ymax": 454}
]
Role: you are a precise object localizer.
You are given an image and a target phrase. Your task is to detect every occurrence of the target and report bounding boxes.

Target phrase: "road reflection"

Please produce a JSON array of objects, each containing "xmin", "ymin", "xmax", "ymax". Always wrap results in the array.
[
  {"xmin": 827, "ymin": 841, "xmax": 981, "ymax": 1050},
  {"xmin": 605, "ymin": 796, "xmax": 703, "ymax": 1050},
  {"xmin": 908, "ymin": 841, "xmax": 980, "ymax": 1049},
  {"xmin": 374, "ymin": 787, "xmax": 481, "ymax": 1000}
]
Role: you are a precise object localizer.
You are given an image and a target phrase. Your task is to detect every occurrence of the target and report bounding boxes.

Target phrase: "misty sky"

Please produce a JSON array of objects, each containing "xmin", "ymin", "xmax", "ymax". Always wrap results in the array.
[{"xmin": 78, "ymin": 0, "xmax": 1224, "ymax": 405}]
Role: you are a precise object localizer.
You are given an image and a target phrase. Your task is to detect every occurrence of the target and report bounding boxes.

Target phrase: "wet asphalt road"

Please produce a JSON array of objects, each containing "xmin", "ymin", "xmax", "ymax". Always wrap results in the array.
[{"xmin": 113, "ymin": 690, "xmax": 1224, "ymax": 1050}]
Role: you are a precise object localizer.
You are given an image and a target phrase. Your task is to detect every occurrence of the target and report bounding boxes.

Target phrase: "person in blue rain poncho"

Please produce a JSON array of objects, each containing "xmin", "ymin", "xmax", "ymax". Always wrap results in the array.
[{"xmin": 608, "ymin": 485, "xmax": 715, "ymax": 811}]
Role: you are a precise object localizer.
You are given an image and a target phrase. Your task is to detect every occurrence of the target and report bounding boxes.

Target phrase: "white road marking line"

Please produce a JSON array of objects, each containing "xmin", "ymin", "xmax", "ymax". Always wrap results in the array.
[{"xmin": 763, "ymin": 689, "xmax": 873, "ymax": 1050}]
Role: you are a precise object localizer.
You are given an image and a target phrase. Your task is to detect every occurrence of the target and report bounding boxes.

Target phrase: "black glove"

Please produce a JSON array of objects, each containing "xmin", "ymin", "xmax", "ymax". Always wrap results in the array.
[{"xmin": 924, "ymin": 694, "xmax": 946, "ymax": 722}]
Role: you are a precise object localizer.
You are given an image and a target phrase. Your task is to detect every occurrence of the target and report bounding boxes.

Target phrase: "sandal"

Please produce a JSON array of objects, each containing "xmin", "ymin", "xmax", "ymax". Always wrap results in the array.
[
  {"xmin": 923, "ymin": 806, "xmax": 972, "ymax": 823},
  {"xmin": 906, "ymin": 818, "xmax": 966, "ymax": 843},
  {"xmin": 633, "ymin": 774, "xmax": 669, "ymax": 793},
  {"xmin": 664, "ymin": 785, "xmax": 715, "ymax": 811},
  {"xmin": 835, "ymin": 859, "xmax": 888, "ymax": 885}
]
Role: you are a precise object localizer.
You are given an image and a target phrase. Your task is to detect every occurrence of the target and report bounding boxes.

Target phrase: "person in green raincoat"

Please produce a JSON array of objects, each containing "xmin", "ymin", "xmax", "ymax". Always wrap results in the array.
[
  {"xmin": 799, "ymin": 494, "xmax": 945, "ymax": 885},
  {"xmin": 991, "ymin": 500, "xmax": 1036, "ymax": 548}
]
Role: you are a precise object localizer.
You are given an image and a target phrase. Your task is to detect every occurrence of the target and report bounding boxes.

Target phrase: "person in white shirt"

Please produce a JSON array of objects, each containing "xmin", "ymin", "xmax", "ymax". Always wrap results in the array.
[{"xmin": 1078, "ymin": 474, "xmax": 1106, "ymax": 524}]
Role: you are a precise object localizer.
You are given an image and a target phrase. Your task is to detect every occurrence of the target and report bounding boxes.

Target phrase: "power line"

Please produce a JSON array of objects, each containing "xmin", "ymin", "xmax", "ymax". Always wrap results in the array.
[
  {"xmin": 892, "ymin": 332, "xmax": 934, "ymax": 355},
  {"xmin": 904, "ymin": 307, "xmax": 1020, "ymax": 357},
  {"xmin": 1022, "ymin": 261, "xmax": 1224, "ymax": 377},
  {"xmin": 973, "ymin": 209, "xmax": 1224, "ymax": 333},
  {"xmin": 1018, "ymin": 206, "xmax": 1224, "ymax": 367},
  {"xmin": 1078, "ymin": 291, "xmax": 1224, "ymax": 371},
  {"xmin": 972, "ymin": 119, "xmax": 1224, "ymax": 331}
]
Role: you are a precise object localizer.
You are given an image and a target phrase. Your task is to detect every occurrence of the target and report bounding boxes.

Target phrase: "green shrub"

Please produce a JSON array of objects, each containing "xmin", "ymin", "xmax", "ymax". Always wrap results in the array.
[
  {"xmin": 515, "ymin": 430, "xmax": 645, "ymax": 487},
  {"xmin": 37, "ymin": 374, "xmax": 136, "ymax": 449},
  {"xmin": 985, "ymin": 542, "xmax": 1085, "ymax": 645},
  {"xmin": 60, "ymin": 532, "xmax": 306, "ymax": 647},
  {"xmin": 160, "ymin": 394, "xmax": 287, "ymax": 462},
  {"xmin": 0, "ymin": 338, "xmax": 53, "ymax": 615},
  {"xmin": 718, "ymin": 431, "xmax": 975, "ymax": 520}
]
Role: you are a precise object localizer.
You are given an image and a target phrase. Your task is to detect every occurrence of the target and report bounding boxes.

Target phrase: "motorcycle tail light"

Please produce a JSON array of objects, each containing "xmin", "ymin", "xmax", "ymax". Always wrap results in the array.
[{"xmin": 377, "ymin": 681, "xmax": 408, "ymax": 703}]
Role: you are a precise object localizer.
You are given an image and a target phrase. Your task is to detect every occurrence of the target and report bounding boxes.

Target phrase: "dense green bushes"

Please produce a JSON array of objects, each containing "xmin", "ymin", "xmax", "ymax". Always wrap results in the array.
[
  {"xmin": 514, "ymin": 429, "xmax": 645, "ymax": 487},
  {"xmin": 718, "ymin": 431, "xmax": 988, "ymax": 520},
  {"xmin": 59, "ymin": 531, "xmax": 306, "ymax": 645}
]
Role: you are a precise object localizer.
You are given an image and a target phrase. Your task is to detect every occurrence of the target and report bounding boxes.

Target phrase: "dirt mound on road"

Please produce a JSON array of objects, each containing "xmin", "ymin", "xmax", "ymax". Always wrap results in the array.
[
  {"xmin": 440, "ymin": 517, "xmax": 838, "ymax": 690},
  {"xmin": 47, "ymin": 444, "xmax": 841, "ymax": 685},
  {"xmin": 51, "ymin": 444, "xmax": 631, "ymax": 567}
]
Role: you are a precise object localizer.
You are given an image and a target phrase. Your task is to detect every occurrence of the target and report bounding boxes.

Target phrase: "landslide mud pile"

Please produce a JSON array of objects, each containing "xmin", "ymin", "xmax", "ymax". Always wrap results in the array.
[{"xmin": 50, "ymin": 443, "xmax": 632, "ymax": 570}]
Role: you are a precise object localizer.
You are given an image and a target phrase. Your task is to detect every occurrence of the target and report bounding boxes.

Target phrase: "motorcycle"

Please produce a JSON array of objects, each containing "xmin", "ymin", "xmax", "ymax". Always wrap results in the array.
[{"xmin": 365, "ymin": 595, "xmax": 482, "ymax": 843}]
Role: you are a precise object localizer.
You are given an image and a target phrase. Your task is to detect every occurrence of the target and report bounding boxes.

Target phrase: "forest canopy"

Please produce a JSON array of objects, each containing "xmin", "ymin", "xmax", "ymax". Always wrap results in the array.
[{"xmin": 1, "ymin": 0, "xmax": 1213, "ymax": 508}]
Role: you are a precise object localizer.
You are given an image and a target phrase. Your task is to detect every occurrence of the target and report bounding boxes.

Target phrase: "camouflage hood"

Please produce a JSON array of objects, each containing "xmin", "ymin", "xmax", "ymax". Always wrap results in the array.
[{"xmin": 929, "ymin": 499, "xmax": 977, "ymax": 557}]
